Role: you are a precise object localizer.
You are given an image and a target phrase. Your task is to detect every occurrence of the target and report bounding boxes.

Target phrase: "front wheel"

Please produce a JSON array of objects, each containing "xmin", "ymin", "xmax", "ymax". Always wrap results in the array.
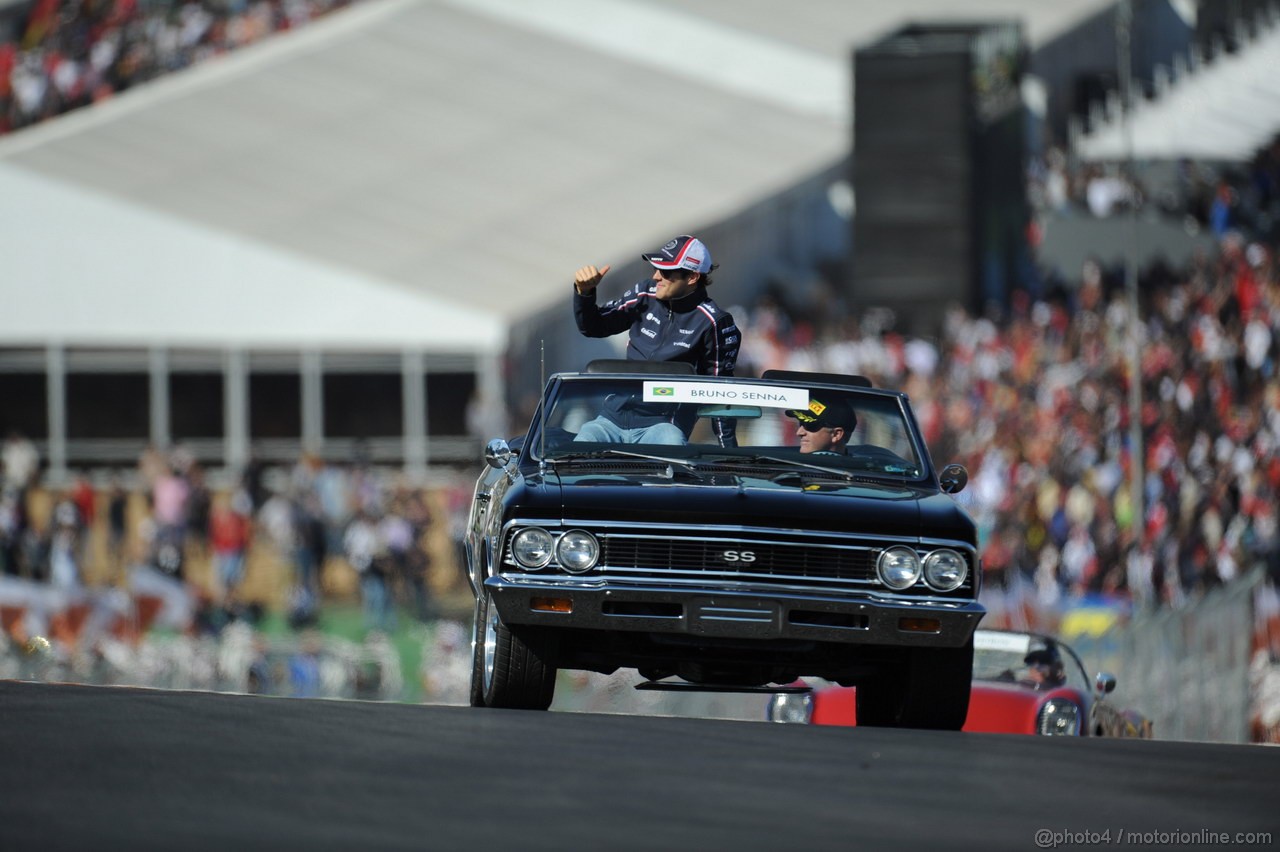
[
  {"xmin": 856, "ymin": 637, "xmax": 973, "ymax": 730},
  {"xmin": 468, "ymin": 594, "xmax": 487, "ymax": 707},
  {"xmin": 469, "ymin": 591, "xmax": 556, "ymax": 710}
]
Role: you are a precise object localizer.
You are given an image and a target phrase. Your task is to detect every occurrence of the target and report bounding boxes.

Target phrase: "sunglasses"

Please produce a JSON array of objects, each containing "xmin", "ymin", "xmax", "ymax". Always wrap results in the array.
[
  {"xmin": 655, "ymin": 267, "xmax": 689, "ymax": 280},
  {"xmin": 799, "ymin": 421, "xmax": 833, "ymax": 432}
]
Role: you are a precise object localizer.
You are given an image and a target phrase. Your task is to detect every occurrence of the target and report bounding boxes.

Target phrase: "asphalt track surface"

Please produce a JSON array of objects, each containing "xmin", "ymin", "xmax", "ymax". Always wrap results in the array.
[{"xmin": 1, "ymin": 681, "xmax": 1277, "ymax": 852}]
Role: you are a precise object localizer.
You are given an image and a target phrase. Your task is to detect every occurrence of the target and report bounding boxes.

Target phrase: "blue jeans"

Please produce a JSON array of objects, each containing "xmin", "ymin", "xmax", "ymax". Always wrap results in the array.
[
  {"xmin": 216, "ymin": 552, "xmax": 245, "ymax": 595},
  {"xmin": 361, "ymin": 574, "xmax": 395, "ymax": 633},
  {"xmin": 574, "ymin": 416, "xmax": 685, "ymax": 445}
]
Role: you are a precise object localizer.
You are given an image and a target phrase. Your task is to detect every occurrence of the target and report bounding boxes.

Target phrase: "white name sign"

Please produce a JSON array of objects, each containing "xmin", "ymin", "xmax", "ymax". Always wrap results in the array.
[
  {"xmin": 641, "ymin": 381, "xmax": 809, "ymax": 409},
  {"xmin": 974, "ymin": 631, "xmax": 1032, "ymax": 653}
]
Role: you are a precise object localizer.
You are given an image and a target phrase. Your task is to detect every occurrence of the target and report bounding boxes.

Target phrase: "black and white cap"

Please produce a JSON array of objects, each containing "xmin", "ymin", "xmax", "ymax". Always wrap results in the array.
[
  {"xmin": 641, "ymin": 235, "xmax": 713, "ymax": 273},
  {"xmin": 784, "ymin": 396, "xmax": 857, "ymax": 431}
]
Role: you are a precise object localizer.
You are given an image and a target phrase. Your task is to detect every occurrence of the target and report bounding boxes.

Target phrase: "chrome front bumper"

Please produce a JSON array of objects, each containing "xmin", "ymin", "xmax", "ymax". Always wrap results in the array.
[{"xmin": 483, "ymin": 576, "xmax": 984, "ymax": 648}]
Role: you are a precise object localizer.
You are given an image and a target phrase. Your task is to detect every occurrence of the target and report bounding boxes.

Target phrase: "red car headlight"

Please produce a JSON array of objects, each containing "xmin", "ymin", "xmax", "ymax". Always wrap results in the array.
[
  {"xmin": 767, "ymin": 692, "xmax": 814, "ymax": 724},
  {"xmin": 1037, "ymin": 698, "xmax": 1082, "ymax": 735}
]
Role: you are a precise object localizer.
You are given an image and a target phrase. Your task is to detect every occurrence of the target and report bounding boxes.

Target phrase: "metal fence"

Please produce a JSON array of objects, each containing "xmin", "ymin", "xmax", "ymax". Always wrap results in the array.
[
  {"xmin": 1070, "ymin": 569, "xmax": 1263, "ymax": 743},
  {"xmin": 2, "ymin": 622, "xmax": 406, "ymax": 703}
]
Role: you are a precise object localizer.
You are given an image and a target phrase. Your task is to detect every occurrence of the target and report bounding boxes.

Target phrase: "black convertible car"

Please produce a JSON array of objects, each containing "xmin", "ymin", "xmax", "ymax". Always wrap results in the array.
[{"xmin": 465, "ymin": 364, "xmax": 984, "ymax": 729}]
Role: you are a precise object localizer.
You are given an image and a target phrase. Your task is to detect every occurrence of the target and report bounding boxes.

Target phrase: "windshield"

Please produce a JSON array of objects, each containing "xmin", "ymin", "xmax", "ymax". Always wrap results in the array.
[
  {"xmin": 527, "ymin": 375, "xmax": 926, "ymax": 481},
  {"xmin": 972, "ymin": 630, "xmax": 1089, "ymax": 692}
]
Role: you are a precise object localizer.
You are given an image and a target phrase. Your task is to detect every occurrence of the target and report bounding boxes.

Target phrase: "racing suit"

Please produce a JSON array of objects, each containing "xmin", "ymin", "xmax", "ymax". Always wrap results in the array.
[{"xmin": 575, "ymin": 280, "xmax": 740, "ymax": 446}]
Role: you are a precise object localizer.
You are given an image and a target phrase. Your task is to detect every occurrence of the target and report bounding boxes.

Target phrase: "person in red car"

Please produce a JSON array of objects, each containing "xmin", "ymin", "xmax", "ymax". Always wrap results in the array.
[{"xmin": 1022, "ymin": 648, "xmax": 1067, "ymax": 689}]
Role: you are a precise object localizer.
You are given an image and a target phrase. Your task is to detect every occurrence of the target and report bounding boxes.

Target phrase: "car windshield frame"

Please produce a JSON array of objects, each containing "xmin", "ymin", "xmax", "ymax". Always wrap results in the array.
[
  {"xmin": 971, "ymin": 630, "xmax": 1090, "ymax": 693},
  {"xmin": 522, "ymin": 372, "xmax": 935, "ymax": 485}
]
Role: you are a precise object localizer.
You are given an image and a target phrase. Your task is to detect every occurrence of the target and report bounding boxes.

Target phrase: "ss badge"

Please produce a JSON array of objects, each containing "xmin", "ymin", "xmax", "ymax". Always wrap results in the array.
[{"xmin": 722, "ymin": 550, "xmax": 756, "ymax": 563}]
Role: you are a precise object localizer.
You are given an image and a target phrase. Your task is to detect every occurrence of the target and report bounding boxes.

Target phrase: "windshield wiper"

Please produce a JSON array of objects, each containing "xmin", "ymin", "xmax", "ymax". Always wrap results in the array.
[
  {"xmin": 700, "ymin": 453, "xmax": 857, "ymax": 481},
  {"xmin": 546, "ymin": 448, "xmax": 708, "ymax": 479}
]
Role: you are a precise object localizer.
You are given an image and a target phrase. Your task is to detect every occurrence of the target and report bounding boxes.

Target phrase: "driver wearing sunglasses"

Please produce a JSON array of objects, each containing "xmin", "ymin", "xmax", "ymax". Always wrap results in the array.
[{"xmin": 784, "ymin": 396, "xmax": 856, "ymax": 455}]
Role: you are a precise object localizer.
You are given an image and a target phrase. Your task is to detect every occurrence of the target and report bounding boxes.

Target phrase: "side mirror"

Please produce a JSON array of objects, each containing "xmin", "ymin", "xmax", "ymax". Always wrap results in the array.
[
  {"xmin": 484, "ymin": 438, "xmax": 513, "ymax": 469},
  {"xmin": 1095, "ymin": 673, "xmax": 1117, "ymax": 695},
  {"xmin": 939, "ymin": 463, "xmax": 968, "ymax": 494}
]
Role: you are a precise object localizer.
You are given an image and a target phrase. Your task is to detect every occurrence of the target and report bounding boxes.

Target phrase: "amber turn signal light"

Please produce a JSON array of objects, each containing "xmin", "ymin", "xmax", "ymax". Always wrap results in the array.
[
  {"xmin": 898, "ymin": 617, "xmax": 941, "ymax": 633},
  {"xmin": 531, "ymin": 597, "xmax": 573, "ymax": 613}
]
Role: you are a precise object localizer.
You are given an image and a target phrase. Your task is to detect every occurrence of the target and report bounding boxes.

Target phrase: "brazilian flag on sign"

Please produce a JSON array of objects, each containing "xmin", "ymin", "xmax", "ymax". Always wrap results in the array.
[{"xmin": 653, "ymin": 386, "xmax": 675, "ymax": 396}]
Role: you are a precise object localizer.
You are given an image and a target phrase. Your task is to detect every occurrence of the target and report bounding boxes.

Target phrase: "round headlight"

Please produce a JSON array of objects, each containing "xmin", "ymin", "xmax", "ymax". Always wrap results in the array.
[
  {"xmin": 1037, "ymin": 698, "xmax": 1082, "ymax": 736},
  {"xmin": 555, "ymin": 529, "xmax": 599, "ymax": 574},
  {"xmin": 512, "ymin": 527, "xmax": 554, "ymax": 569},
  {"xmin": 767, "ymin": 692, "xmax": 814, "ymax": 724},
  {"xmin": 923, "ymin": 548, "xmax": 968, "ymax": 591},
  {"xmin": 877, "ymin": 546, "xmax": 921, "ymax": 590}
]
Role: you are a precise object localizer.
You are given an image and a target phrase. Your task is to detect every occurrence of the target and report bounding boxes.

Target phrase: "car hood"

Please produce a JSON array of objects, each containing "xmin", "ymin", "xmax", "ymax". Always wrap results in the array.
[
  {"xmin": 810, "ymin": 681, "xmax": 1089, "ymax": 733},
  {"xmin": 963, "ymin": 681, "xmax": 1089, "ymax": 734},
  {"xmin": 517, "ymin": 467, "xmax": 974, "ymax": 540}
]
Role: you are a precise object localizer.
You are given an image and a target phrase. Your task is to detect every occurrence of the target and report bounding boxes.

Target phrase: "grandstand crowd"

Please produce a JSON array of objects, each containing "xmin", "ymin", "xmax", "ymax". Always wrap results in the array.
[
  {"xmin": 1028, "ymin": 137, "xmax": 1280, "ymax": 242},
  {"xmin": 1, "ymin": 440, "xmax": 462, "ymax": 621},
  {"xmin": 0, "ymin": 437, "xmax": 472, "ymax": 700},
  {"xmin": 733, "ymin": 231, "xmax": 1279, "ymax": 616},
  {"xmin": 0, "ymin": 0, "xmax": 355, "ymax": 134}
]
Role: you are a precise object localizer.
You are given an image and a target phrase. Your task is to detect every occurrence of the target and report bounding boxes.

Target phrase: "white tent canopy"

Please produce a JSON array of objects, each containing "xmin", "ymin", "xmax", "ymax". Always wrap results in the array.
[
  {"xmin": 0, "ymin": 0, "xmax": 1114, "ymax": 356},
  {"xmin": 1076, "ymin": 15, "xmax": 1280, "ymax": 162},
  {"xmin": 0, "ymin": 162, "xmax": 504, "ymax": 353}
]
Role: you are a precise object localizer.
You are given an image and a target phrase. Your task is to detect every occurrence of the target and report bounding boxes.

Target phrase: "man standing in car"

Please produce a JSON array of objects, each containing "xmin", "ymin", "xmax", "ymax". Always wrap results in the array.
[{"xmin": 573, "ymin": 234, "xmax": 740, "ymax": 445}]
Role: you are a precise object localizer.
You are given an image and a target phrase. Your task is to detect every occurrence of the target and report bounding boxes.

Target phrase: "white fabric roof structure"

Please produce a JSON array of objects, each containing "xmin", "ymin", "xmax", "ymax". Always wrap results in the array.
[
  {"xmin": 0, "ymin": 0, "xmax": 1114, "ymax": 355},
  {"xmin": 0, "ymin": 162, "xmax": 506, "ymax": 351},
  {"xmin": 1076, "ymin": 13, "xmax": 1280, "ymax": 162}
]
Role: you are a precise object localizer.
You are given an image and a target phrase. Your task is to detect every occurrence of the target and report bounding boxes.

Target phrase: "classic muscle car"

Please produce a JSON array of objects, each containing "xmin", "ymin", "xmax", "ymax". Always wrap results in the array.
[
  {"xmin": 465, "ymin": 363, "xmax": 984, "ymax": 729},
  {"xmin": 767, "ymin": 628, "xmax": 1154, "ymax": 737}
]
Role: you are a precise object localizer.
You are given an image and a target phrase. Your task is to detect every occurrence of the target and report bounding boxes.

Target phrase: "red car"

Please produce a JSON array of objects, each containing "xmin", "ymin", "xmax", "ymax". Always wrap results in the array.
[{"xmin": 768, "ymin": 629, "xmax": 1153, "ymax": 737}]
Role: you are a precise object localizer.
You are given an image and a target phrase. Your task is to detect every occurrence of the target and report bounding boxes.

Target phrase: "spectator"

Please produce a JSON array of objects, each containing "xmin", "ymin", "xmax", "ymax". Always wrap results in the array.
[
  {"xmin": 344, "ymin": 509, "xmax": 391, "ymax": 634},
  {"xmin": 402, "ymin": 489, "xmax": 435, "ymax": 622},
  {"xmin": 378, "ymin": 496, "xmax": 414, "ymax": 613},
  {"xmin": 0, "ymin": 487, "xmax": 22, "ymax": 576},
  {"xmin": 184, "ymin": 463, "xmax": 212, "ymax": 560},
  {"xmin": 292, "ymin": 494, "xmax": 326, "ymax": 602},
  {"xmin": 209, "ymin": 490, "xmax": 252, "ymax": 607},
  {"xmin": 69, "ymin": 471, "xmax": 96, "ymax": 581},
  {"xmin": 106, "ymin": 475, "xmax": 129, "ymax": 581},
  {"xmin": 2, "ymin": 430, "xmax": 38, "ymax": 492},
  {"xmin": 48, "ymin": 493, "xmax": 81, "ymax": 589},
  {"xmin": 150, "ymin": 462, "xmax": 189, "ymax": 575}
]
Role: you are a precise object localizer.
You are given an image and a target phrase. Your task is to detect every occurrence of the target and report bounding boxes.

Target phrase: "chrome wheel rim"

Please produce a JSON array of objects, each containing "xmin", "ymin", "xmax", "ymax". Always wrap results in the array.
[{"xmin": 483, "ymin": 597, "xmax": 499, "ymax": 693}]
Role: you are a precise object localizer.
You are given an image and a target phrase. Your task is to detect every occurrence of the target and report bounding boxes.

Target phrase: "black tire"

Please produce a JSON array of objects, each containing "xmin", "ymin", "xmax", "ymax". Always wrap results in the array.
[
  {"xmin": 468, "ymin": 594, "xmax": 487, "ymax": 708},
  {"xmin": 471, "ymin": 591, "xmax": 556, "ymax": 710},
  {"xmin": 856, "ymin": 637, "xmax": 973, "ymax": 730}
]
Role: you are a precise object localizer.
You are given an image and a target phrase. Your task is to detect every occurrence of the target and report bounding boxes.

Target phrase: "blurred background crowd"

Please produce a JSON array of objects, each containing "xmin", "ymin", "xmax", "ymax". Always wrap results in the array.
[
  {"xmin": 1028, "ymin": 139, "xmax": 1280, "ymax": 240},
  {"xmin": 732, "ymin": 231, "xmax": 1279, "ymax": 612},
  {"xmin": 1, "ymin": 0, "xmax": 355, "ymax": 133},
  {"xmin": 1, "ymin": 433, "xmax": 477, "ymax": 701}
]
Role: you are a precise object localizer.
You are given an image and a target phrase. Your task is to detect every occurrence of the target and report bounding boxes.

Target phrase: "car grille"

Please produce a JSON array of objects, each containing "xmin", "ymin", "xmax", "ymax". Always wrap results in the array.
[{"xmin": 599, "ymin": 535, "xmax": 879, "ymax": 585}]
